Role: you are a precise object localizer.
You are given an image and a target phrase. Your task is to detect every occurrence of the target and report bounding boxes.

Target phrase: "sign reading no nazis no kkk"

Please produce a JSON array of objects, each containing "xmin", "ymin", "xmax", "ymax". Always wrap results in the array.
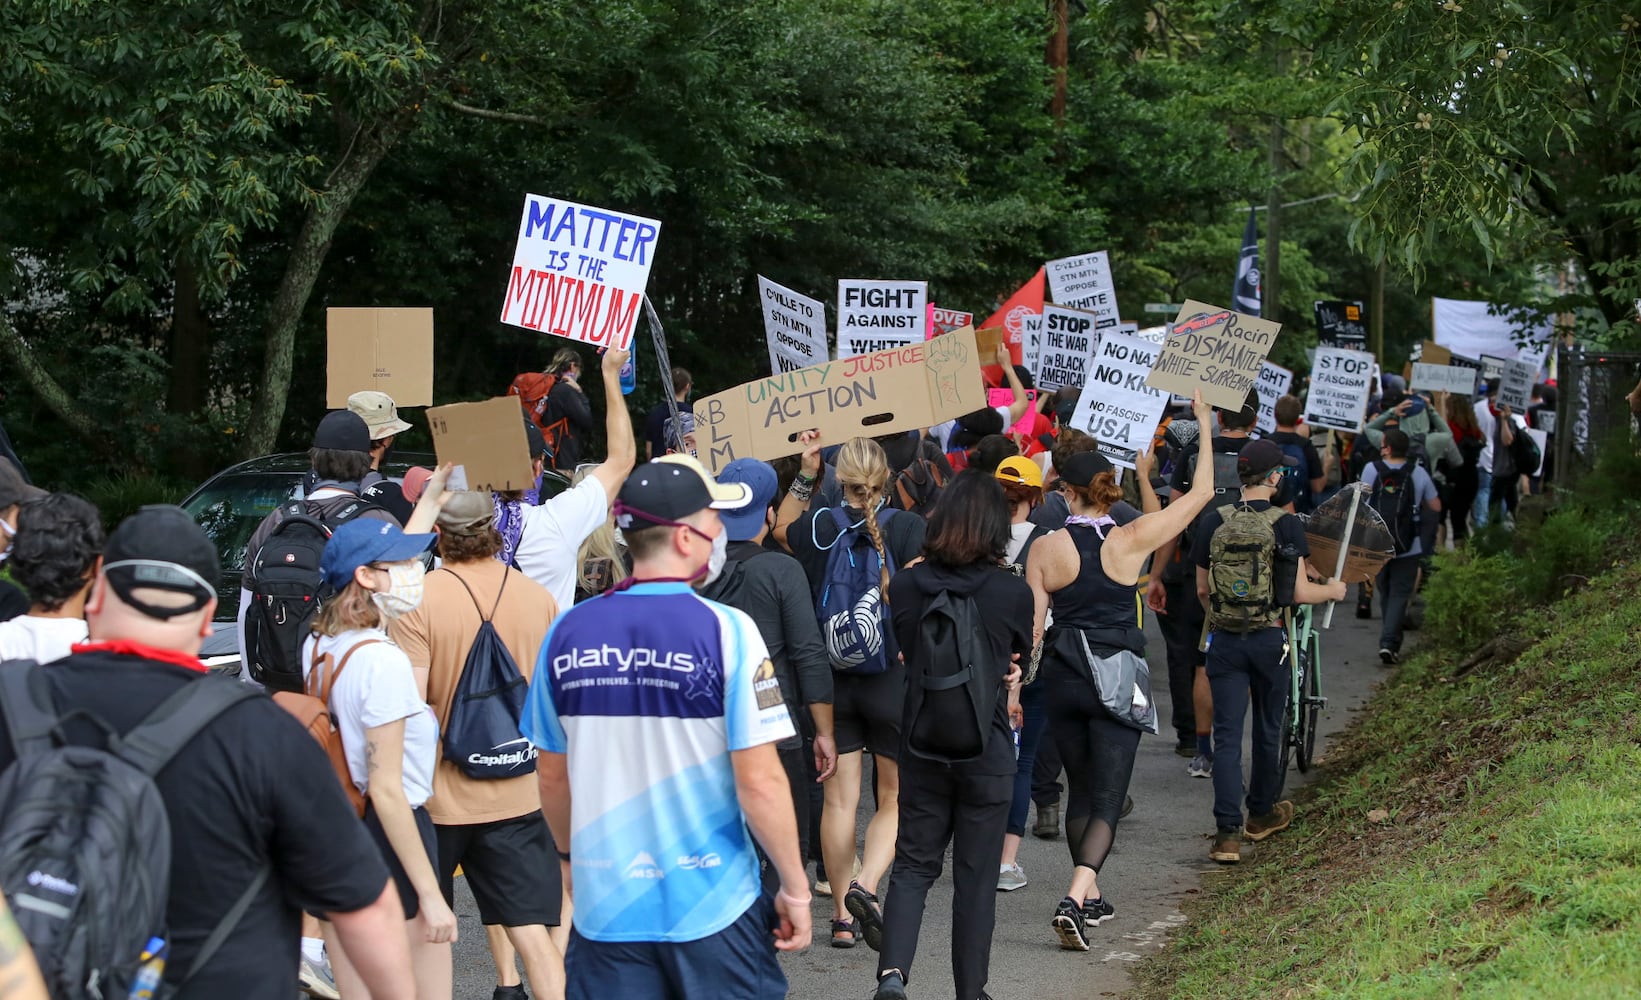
[
  {"xmin": 1066, "ymin": 332, "xmax": 1170, "ymax": 469},
  {"xmin": 837, "ymin": 280, "xmax": 927, "ymax": 358},
  {"xmin": 757, "ymin": 276, "xmax": 829, "ymax": 375},
  {"xmin": 1303, "ymin": 346, "xmax": 1376, "ymax": 432},
  {"xmin": 1145, "ymin": 300, "xmax": 1281, "ymax": 411},
  {"xmin": 499, "ymin": 194, "xmax": 661, "ymax": 351},
  {"xmin": 1035, "ymin": 305, "xmax": 1099, "ymax": 391}
]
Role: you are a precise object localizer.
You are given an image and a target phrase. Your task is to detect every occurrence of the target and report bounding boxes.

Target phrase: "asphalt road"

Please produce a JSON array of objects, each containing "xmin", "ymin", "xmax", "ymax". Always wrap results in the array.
[{"xmin": 448, "ymin": 596, "xmax": 1391, "ymax": 1000}]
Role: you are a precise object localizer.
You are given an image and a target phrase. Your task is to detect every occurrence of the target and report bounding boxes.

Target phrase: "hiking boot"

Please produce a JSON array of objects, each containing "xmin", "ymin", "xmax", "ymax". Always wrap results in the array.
[
  {"xmin": 1032, "ymin": 803, "xmax": 1060, "ymax": 839},
  {"xmin": 1188, "ymin": 753, "xmax": 1213, "ymax": 778},
  {"xmin": 1245, "ymin": 801, "xmax": 1294, "ymax": 842},
  {"xmin": 1082, "ymin": 896, "xmax": 1115, "ymax": 928},
  {"xmin": 997, "ymin": 863, "xmax": 1028, "ymax": 892},
  {"xmin": 845, "ymin": 883, "xmax": 885, "ymax": 952},
  {"xmin": 1379, "ymin": 648, "xmax": 1400, "ymax": 666},
  {"xmin": 493, "ymin": 987, "xmax": 529, "ymax": 1000},
  {"xmin": 1209, "ymin": 828, "xmax": 1242, "ymax": 863},
  {"xmin": 873, "ymin": 971, "xmax": 908, "ymax": 1000},
  {"xmin": 1051, "ymin": 897, "xmax": 1090, "ymax": 951}
]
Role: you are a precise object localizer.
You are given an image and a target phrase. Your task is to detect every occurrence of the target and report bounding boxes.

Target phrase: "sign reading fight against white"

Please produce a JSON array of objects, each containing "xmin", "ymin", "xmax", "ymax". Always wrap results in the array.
[
  {"xmin": 1066, "ymin": 332, "xmax": 1169, "ymax": 469},
  {"xmin": 1253, "ymin": 361, "xmax": 1294, "ymax": 434},
  {"xmin": 836, "ymin": 279, "xmax": 927, "ymax": 358},
  {"xmin": 499, "ymin": 194, "xmax": 661, "ymax": 350},
  {"xmin": 757, "ymin": 276, "xmax": 829, "ymax": 374},
  {"xmin": 1303, "ymin": 346, "xmax": 1376, "ymax": 432},
  {"xmin": 1410, "ymin": 362, "xmax": 1481, "ymax": 396},
  {"xmin": 1045, "ymin": 251, "xmax": 1120, "ymax": 325},
  {"xmin": 1496, "ymin": 357, "xmax": 1537, "ymax": 412},
  {"xmin": 1035, "ymin": 304, "xmax": 1099, "ymax": 391}
]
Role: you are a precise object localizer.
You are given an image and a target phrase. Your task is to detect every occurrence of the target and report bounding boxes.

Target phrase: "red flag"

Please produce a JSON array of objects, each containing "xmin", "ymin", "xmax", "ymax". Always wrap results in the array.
[{"xmin": 979, "ymin": 267, "xmax": 1045, "ymax": 379}]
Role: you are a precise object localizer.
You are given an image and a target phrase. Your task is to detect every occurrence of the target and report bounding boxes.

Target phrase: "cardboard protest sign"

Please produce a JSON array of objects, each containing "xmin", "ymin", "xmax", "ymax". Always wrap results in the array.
[
  {"xmin": 693, "ymin": 328, "xmax": 986, "ymax": 472},
  {"xmin": 1066, "ymin": 332, "xmax": 1169, "ymax": 469},
  {"xmin": 326, "ymin": 308, "xmax": 434, "ymax": 409},
  {"xmin": 1145, "ymin": 300, "xmax": 1281, "ymax": 410},
  {"xmin": 1418, "ymin": 340, "xmax": 1451, "ymax": 366},
  {"xmin": 988, "ymin": 387, "xmax": 1038, "ymax": 436},
  {"xmin": 1314, "ymin": 300, "xmax": 1367, "ymax": 349},
  {"xmin": 1410, "ymin": 363, "xmax": 1481, "ymax": 396},
  {"xmin": 1045, "ymin": 251, "xmax": 1119, "ymax": 325},
  {"xmin": 1035, "ymin": 305, "xmax": 1099, "ymax": 391},
  {"xmin": 837, "ymin": 279, "xmax": 927, "ymax": 358},
  {"xmin": 757, "ymin": 276, "xmax": 828, "ymax": 374},
  {"xmin": 426, "ymin": 397, "xmax": 535, "ymax": 492},
  {"xmin": 1253, "ymin": 361, "xmax": 1294, "ymax": 434},
  {"xmin": 499, "ymin": 195, "xmax": 660, "ymax": 350},
  {"xmin": 926, "ymin": 305, "xmax": 973, "ymax": 339},
  {"xmin": 1302, "ymin": 347, "xmax": 1376, "ymax": 433},
  {"xmin": 1496, "ymin": 357, "xmax": 1537, "ymax": 411},
  {"xmin": 972, "ymin": 325, "xmax": 1002, "ymax": 358}
]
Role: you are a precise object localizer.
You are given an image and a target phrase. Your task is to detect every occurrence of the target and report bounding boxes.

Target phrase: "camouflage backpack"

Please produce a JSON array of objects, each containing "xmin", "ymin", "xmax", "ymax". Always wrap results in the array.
[{"xmin": 1206, "ymin": 504, "xmax": 1289, "ymax": 633}]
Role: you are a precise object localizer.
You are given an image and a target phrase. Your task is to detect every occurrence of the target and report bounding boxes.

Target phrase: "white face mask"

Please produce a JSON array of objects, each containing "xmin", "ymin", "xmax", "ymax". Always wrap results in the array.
[
  {"xmin": 370, "ymin": 560, "xmax": 425, "ymax": 620},
  {"xmin": 0, "ymin": 517, "xmax": 13, "ymax": 562},
  {"xmin": 703, "ymin": 527, "xmax": 729, "ymax": 586}
]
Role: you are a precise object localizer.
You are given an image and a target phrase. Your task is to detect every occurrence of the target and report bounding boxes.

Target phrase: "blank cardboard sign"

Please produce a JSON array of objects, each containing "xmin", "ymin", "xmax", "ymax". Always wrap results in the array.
[
  {"xmin": 426, "ymin": 397, "xmax": 535, "ymax": 493},
  {"xmin": 327, "ymin": 308, "xmax": 434, "ymax": 408}
]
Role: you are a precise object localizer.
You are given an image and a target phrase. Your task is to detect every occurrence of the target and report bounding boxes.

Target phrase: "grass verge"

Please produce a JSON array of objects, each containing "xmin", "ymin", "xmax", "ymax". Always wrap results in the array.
[{"xmin": 1135, "ymin": 456, "xmax": 1641, "ymax": 998}]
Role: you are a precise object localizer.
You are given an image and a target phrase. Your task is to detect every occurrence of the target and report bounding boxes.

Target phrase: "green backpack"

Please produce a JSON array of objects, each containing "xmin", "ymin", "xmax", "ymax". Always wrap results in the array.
[{"xmin": 1206, "ymin": 504, "xmax": 1289, "ymax": 634}]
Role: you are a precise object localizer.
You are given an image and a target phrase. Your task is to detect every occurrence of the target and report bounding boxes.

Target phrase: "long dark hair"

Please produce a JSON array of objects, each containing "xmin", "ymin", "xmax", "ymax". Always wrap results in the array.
[{"xmin": 923, "ymin": 470, "xmax": 1009, "ymax": 568}]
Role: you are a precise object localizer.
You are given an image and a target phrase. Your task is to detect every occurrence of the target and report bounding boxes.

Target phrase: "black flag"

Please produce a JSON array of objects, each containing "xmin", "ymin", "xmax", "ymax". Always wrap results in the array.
[{"xmin": 1233, "ymin": 206, "xmax": 1261, "ymax": 316}]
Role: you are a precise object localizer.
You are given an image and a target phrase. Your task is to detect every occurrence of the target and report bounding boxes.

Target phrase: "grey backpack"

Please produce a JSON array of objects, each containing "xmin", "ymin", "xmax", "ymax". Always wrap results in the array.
[{"xmin": 0, "ymin": 664, "xmax": 267, "ymax": 999}]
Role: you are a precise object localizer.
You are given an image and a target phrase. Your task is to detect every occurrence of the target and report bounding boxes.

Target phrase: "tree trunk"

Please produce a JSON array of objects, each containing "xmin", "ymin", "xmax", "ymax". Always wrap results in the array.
[
  {"xmin": 0, "ymin": 312, "xmax": 99, "ymax": 441},
  {"xmin": 168, "ymin": 255, "xmax": 212, "ymax": 479},
  {"xmin": 238, "ymin": 116, "xmax": 411, "ymax": 458}
]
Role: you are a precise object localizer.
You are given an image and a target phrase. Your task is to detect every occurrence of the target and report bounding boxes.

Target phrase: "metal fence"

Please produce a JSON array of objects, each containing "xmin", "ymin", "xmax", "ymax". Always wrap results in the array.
[{"xmin": 1554, "ymin": 348, "xmax": 1641, "ymax": 486}]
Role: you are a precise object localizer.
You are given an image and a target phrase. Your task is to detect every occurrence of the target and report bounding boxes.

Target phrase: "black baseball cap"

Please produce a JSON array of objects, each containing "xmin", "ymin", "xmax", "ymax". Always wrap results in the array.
[
  {"xmin": 312, "ymin": 410, "xmax": 372, "ymax": 452},
  {"xmin": 614, "ymin": 456, "xmax": 753, "ymax": 530},
  {"xmin": 102, "ymin": 505, "xmax": 220, "ymax": 620},
  {"xmin": 1059, "ymin": 450, "xmax": 1114, "ymax": 487},
  {"xmin": 0, "ymin": 458, "xmax": 45, "ymax": 509},
  {"xmin": 1237, "ymin": 439, "xmax": 1300, "ymax": 479}
]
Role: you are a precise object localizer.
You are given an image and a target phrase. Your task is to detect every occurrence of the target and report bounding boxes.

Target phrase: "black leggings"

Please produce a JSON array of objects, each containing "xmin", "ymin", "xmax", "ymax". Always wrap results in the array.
[{"xmin": 1044, "ymin": 656, "xmax": 1142, "ymax": 874}]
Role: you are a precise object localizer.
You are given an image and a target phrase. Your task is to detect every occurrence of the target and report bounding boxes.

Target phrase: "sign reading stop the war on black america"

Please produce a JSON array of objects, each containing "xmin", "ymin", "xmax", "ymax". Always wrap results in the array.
[{"xmin": 1035, "ymin": 304, "xmax": 1098, "ymax": 391}]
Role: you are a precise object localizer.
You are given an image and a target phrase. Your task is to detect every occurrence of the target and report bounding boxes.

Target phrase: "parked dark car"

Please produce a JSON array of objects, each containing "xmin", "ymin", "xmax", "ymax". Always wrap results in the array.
[{"xmin": 181, "ymin": 452, "xmax": 568, "ymax": 671}]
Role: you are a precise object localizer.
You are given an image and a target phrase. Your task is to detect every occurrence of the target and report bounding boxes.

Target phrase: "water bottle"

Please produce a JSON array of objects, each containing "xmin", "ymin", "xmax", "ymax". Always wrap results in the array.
[
  {"xmin": 619, "ymin": 340, "xmax": 637, "ymax": 396},
  {"xmin": 128, "ymin": 938, "xmax": 167, "ymax": 999}
]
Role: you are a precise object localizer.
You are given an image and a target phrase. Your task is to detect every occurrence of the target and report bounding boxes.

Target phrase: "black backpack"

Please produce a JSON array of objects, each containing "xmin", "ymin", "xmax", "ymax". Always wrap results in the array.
[
  {"xmin": 1177, "ymin": 445, "xmax": 1245, "ymax": 560},
  {"xmin": 890, "ymin": 458, "xmax": 947, "ymax": 518},
  {"xmin": 1368, "ymin": 459, "xmax": 1420, "ymax": 555},
  {"xmin": 244, "ymin": 497, "xmax": 381, "ymax": 693},
  {"xmin": 0, "ymin": 665, "xmax": 267, "ymax": 999},
  {"xmin": 439, "ymin": 570, "xmax": 537, "ymax": 780},
  {"xmin": 904, "ymin": 588, "xmax": 998, "ymax": 764}
]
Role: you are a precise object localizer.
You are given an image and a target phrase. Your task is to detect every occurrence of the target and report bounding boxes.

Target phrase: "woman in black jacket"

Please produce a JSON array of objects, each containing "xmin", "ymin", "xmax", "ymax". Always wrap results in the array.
[{"xmin": 871, "ymin": 471, "xmax": 1032, "ymax": 1000}]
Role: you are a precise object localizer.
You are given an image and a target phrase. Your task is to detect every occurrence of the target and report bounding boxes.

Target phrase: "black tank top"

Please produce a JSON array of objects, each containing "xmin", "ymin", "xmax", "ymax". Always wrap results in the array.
[{"xmin": 1049, "ymin": 522, "xmax": 1144, "ymax": 651}]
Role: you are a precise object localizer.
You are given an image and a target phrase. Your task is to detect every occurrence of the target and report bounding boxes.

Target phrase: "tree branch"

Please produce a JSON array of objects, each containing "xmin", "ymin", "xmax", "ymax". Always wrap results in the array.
[
  {"xmin": 438, "ymin": 96, "xmax": 550, "ymax": 126},
  {"xmin": 0, "ymin": 310, "xmax": 99, "ymax": 440}
]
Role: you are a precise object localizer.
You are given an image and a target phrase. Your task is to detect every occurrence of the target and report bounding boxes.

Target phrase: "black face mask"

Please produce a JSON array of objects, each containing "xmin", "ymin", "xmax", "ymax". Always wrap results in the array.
[{"xmin": 1273, "ymin": 468, "xmax": 1299, "ymax": 509}]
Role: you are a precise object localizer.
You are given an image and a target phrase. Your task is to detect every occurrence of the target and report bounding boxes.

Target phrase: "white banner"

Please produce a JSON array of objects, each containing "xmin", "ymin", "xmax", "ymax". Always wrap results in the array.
[
  {"xmin": 1410, "ymin": 362, "xmax": 1482, "ymax": 396},
  {"xmin": 499, "ymin": 195, "xmax": 662, "ymax": 350},
  {"xmin": 1302, "ymin": 347, "xmax": 1376, "ymax": 432},
  {"xmin": 1253, "ymin": 361, "xmax": 1294, "ymax": 434},
  {"xmin": 1066, "ymin": 332, "xmax": 1169, "ymax": 469},
  {"xmin": 836, "ymin": 279, "xmax": 927, "ymax": 358},
  {"xmin": 1036, "ymin": 304, "xmax": 1099, "ymax": 391},
  {"xmin": 1045, "ymin": 251, "xmax": 1119, "ymax": 325},
  {"xmin": 757, "ymin": 276, "xmax": 829, "ymax": 374},
  {"xmin": 1431, "ymin": 297, "xmax": 1552, "ymax": 369}
]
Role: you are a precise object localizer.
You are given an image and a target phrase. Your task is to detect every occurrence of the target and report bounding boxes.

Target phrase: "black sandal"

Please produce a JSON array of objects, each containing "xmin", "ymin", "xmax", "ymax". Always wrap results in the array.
[
  {"xmin": 831, "ymin": 917, "xmax": 857, "ymax": 949},
  {"xmin": 844, "ymin": 883, "xmax": 884, "ymax": 952}
]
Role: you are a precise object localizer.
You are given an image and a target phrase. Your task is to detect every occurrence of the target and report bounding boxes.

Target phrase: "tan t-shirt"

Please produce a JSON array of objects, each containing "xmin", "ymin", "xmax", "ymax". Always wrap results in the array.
[{"xmin": 390, "ymin": 559, "xmax": 558, "ymax": 825}]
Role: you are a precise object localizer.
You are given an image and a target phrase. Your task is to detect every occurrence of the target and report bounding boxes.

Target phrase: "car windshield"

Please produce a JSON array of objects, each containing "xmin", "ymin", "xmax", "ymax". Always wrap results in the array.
[{"xmin": 182, "ymin": 473, "xmax": 304, "ymax": 578}]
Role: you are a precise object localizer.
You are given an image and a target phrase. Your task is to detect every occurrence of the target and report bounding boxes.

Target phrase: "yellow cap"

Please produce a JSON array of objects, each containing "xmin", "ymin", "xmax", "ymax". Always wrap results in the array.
[{"xmin": 994, "ymin": 455, "xmax": 1043, "ymax": 488}]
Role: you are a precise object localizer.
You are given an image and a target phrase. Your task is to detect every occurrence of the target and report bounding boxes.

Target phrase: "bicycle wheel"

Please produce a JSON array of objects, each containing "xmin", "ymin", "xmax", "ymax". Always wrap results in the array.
[
  {"xmin": 1275, "ymin": 650, "xmax": 1298, "ymax": 799},
  {"xmin": 1297, "ymin": 631, "xmax": 1322, "ymax": 771}
]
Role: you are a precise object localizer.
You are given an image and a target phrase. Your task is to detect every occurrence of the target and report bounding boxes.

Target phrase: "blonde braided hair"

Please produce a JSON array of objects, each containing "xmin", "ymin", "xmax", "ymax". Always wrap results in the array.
[{"xmin": 835, "ymin": 437, "xmax": 893, "ymax": 600}]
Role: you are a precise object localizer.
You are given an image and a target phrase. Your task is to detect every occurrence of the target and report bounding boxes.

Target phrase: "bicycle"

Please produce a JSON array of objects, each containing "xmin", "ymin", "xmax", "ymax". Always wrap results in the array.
[{"xmin": 1275, "ymin": 601, "xmax": 1325, "ymax": 798}]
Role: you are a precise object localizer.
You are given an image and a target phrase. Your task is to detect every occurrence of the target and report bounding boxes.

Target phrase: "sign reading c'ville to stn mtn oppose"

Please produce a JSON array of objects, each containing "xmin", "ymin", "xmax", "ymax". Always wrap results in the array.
[
  {"xmin": 499, "ymin": 194, "xmax": 661, "ymax": 351},
  {"xmin": 1144, "ymin": 300, "xmax": 1281, "ymax": 411},
  {"xmin": 757, "ymin": 276, "xmax": 829, "ymax": 374},
  {"xmin": 692, "ymin": 327, "xmax": 986, "ymax": 473}
]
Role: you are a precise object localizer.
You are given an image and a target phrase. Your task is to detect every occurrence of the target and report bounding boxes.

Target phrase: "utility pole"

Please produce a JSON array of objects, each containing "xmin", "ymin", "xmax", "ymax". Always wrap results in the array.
[
  {"xmin": 1371, "ymin": 259, "xmax": 1386, "ymax": 360},
  {"xmin": 1264, "ymin": 45, "xmax": 1286, "ymax": 322}
]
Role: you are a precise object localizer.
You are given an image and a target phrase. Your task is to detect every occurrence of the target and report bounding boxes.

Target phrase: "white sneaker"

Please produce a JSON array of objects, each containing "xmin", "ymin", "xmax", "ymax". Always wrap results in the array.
[
  {"xmin": 1188, "ymin": 753, "xmax": 1213, "ymax": 778},
  {"xmin": 299, "ymin": 955, "xmax": 340, "ymax": 999},
  {"xmin": 996, "ymin": 863, "xmax": 1028, "ymax": 892}
]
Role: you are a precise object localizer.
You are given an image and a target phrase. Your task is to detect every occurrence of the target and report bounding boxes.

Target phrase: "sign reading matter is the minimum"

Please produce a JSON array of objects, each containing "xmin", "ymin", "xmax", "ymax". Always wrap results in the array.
[
  {"xmin": 1145, "ymin": 300, "xmax": 1281, "ymax": 411},
  {"xmin": 836, "ymin": 279, "xmax": 927, "ymax": 358}
]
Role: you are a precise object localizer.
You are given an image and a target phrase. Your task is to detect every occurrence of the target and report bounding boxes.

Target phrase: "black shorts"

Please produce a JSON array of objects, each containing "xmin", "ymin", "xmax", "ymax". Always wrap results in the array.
[
  {"xmin": 363, "ymin": 802, "xmax": 439, "ymax": 921},
  {"xmin": 436, "ymin": 811, "xmax": 563, "ymax": 927},
  {"xmin": 832, "ymin": 664, "xmax": 905, "ymax": 759}
]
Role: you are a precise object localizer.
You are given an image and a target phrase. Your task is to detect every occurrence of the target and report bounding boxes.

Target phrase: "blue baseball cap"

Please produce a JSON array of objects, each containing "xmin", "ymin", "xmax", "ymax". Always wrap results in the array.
[
  {"xmin": 715, "ymin": 458, "xmax": 780, "ymax": 542},
  {"xmin": 319, "ymin": 518, "xmax": 435, "ymax": 590}
]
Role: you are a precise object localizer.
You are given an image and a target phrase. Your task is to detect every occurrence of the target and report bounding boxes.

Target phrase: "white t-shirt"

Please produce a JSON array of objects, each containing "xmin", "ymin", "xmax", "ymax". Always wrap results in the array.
[
  {"xmin": 513, "ymin": 476, "xmax": 612, "ymax": 610},
  {"xmin": 0, "ymin": 615, "xmax": 88, "ymax": 663},
  {"xmin": 302, "ymin": 628, "xmax": 438, "ymax": 807}
]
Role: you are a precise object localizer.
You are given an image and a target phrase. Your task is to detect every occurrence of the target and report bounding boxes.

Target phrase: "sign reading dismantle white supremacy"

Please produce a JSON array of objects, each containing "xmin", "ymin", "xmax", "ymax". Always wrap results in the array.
[
  {"xmin": 1144, "ymin": 300, "xmax": 1281, "ymax": 411},
  {"xmin": 836, "ymin": 279, "xmax": 927, "ymax": 358},
  {"xmin": 1066, "ymin": 331, "xmax": 1170, "ymax": 470},
  {"xmin": 499, "ymin": 194, "xmax": 661, "ymax": 351},
  {"xmin": 1302, "ymin": 346, "xmax": 1376, "ymax": 432},
  {"xmin": 757, "ymin": 276, "xmax": 829, "ymax": 374}
]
